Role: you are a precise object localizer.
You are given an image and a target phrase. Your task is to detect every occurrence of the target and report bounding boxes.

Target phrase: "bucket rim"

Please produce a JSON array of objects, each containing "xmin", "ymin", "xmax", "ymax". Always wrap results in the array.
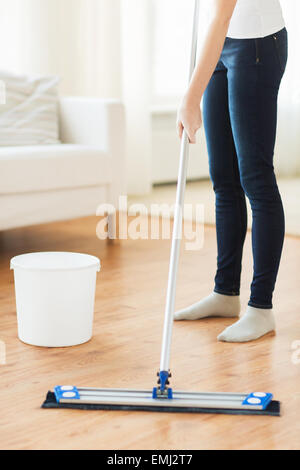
[{"xmin": 10, "ymin": 251, "xmax": 101, "ymax": 272}]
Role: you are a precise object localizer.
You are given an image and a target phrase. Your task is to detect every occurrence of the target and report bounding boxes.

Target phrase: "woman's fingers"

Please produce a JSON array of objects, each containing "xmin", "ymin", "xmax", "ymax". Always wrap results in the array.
[
  {"xmin": 177, "ymin": 121, "xmax": 197, "ymax": 143},
  {"xmin": 189, "ymin": 135, "xmax": 197, "ymax": 144},
  {"xmin": 187, "ymin": 127, "xmax": 197, "ymax": 144},
  {"xmin": 184, "ymin": 125, "xmax": 198, "ymax": 144},
  {"xmin": 176, "ymin": 104, "xmax": 202, "ymax": 144},
  {"xmin": 177, "ymin": 120, "xmax": 184, "ymax": 139}
]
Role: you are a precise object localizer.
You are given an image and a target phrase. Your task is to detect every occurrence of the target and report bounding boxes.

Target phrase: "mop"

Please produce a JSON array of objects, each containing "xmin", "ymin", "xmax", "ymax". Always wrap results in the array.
[{"xmin": 42, "ymin": 0, "xmax": 280, "ymax": 416}]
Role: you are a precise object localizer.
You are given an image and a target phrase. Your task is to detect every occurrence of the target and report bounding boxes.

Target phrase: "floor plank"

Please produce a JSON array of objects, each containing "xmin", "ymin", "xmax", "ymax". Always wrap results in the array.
[{"xmin": 0, "ymin": 216, "xmax": 299, "ymax": 450}]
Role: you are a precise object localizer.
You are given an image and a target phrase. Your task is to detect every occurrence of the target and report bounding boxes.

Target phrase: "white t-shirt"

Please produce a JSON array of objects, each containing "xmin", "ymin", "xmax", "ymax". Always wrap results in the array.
[{"xmin": 227, "ymin": 0, "xmax": 285, "ymax": 39}]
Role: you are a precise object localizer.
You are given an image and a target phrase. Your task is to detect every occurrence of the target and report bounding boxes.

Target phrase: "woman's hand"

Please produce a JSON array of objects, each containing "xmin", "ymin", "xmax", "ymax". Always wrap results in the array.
[{"xmin": 177, "ymin": 96, "xmax": 202, "ymax": 144}]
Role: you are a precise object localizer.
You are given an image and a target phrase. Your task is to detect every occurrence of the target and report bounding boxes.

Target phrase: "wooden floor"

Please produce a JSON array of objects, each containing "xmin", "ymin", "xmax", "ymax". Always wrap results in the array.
[{"xmin": 1, "ymin": 216, "xmax": 299, "ymax": 450}]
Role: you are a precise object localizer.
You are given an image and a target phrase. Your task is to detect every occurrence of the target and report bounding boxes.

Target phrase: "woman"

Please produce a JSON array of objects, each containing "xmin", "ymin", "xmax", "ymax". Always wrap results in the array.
[{"xmin": 175, "ymin": 0, "xmax": 288, "ymax": 342}]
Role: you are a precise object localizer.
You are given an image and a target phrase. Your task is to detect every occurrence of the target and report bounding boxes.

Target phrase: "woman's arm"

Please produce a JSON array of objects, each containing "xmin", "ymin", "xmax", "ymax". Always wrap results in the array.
[{"xmin": 177, "ymin": 0, "xmax": 237, "ymax": 143}]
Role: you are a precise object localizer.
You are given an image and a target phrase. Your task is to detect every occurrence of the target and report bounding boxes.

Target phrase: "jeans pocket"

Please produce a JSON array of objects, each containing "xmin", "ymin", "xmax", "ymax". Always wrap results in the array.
[{"xmin": 272, "ymin": 29, "xmax": 288, "ymax": 73}]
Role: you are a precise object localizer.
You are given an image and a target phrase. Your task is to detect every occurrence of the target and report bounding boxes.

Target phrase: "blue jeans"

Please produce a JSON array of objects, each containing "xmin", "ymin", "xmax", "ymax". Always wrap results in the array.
[{"xmin": 202, "ymin": 27, "xmax": 288, "ymax": 309}]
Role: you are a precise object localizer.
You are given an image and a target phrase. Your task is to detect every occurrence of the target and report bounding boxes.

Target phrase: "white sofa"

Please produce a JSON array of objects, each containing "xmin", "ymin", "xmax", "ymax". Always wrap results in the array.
[{"xmin": 0, "ymin": 97, "xmax": 126, "ymax": 232}]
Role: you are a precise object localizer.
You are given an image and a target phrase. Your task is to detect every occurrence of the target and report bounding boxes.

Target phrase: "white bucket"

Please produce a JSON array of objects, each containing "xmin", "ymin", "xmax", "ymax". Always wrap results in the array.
[{"xmin": 10, "ymin": 252, "xmax": 101, "ymax": 347}]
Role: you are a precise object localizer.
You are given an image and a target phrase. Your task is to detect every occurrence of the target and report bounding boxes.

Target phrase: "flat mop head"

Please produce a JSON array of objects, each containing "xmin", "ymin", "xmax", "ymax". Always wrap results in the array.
[{"xmin": 42, "ymin": 386, "xmax": 280, "ymax": 416}]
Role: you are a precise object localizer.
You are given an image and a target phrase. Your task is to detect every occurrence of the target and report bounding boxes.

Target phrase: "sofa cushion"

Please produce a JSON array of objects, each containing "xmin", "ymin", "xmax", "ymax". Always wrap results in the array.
[
  {"xmin": 0, "ymin": 72, "xmax": 61, "ymax": 146},
  {"xmin": 0, "ymin": 144, "xmax": 112, "ymax": 194}
]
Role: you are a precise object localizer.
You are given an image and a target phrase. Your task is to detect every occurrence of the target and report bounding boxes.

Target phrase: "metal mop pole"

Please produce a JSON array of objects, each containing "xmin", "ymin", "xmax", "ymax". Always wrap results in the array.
[{"xmin": 155, "ymin": 0, "xmax": 201, "ymax": 397}]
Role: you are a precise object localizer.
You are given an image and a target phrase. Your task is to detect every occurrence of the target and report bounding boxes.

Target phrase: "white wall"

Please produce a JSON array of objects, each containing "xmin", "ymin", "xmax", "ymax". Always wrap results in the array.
[
  {"xmin": 80, "ymin": 0, "xmax": 123, "ymax": 98},
  {"xmin": 0, "ymin": 0, "xmax": 24, "ymax": 72},
  {"xmin": 0, "ymin": 0, "xmax": 152, "ymax": 194},
  {"xmin": 120, "ymin": 0, "xmax": 152, "ymax": 194},
  {"xmin": 0, "ymin": 0, "xmax": 122, "ymax": 98}
]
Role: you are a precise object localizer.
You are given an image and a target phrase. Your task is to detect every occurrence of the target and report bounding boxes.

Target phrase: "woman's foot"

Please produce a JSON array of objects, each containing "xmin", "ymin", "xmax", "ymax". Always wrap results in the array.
[
  {"xmin": 174, "ymin": 292, "xmax": 240, "ymax": 321},
  {"xmin": 217, "ymin": 306, "xmax": 276, "ymax": 342}
]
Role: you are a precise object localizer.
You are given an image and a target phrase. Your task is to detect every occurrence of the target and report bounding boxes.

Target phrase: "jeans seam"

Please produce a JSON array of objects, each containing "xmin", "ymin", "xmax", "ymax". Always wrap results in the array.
[
  {"xmin": 249, "ymin": 62, "xmax": 262, "ymax": 307},
  {"xmin": 272, "ymin": 34, "xmax": 284, "ymax": 73},
  {"xmin": 231, "ymin": 136, "xmax": 242, "ymax": 292}
]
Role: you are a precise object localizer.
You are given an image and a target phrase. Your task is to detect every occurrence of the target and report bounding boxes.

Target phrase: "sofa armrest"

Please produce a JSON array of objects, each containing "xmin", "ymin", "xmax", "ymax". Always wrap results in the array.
[{"xmin": 59, "ymin": 97, "xmax": 127, "ymax": 202}]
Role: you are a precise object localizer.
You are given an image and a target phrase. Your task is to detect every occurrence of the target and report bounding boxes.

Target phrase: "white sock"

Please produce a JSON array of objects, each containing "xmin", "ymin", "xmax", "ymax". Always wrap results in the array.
[
  {"xmin": 217, "ymin": 305, "xmax": 275, "ymax": 343},
  {"xmin": 174, "ymin": 292, "xmax": 240, "ymax": 321}
]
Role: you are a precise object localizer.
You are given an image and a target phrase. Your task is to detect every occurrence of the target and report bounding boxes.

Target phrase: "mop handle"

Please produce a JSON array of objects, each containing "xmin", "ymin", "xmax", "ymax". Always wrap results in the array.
[{"xmin": 159, "ymin": 0, "xmax": 201, "ymax": 374}]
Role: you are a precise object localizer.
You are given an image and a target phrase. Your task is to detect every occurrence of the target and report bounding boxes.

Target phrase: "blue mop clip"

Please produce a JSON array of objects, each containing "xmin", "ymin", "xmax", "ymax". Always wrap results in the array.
[
  {"xmin": 54, "ymin": 386, "xmax": 80, "ymax": 403},
  {"xmin": 242, "ymin": 392, "xmax": 273, "ymax": 410},
  {"xmin": 152, "ymin": 371, "xmax": 173, "ymax": 399}
]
